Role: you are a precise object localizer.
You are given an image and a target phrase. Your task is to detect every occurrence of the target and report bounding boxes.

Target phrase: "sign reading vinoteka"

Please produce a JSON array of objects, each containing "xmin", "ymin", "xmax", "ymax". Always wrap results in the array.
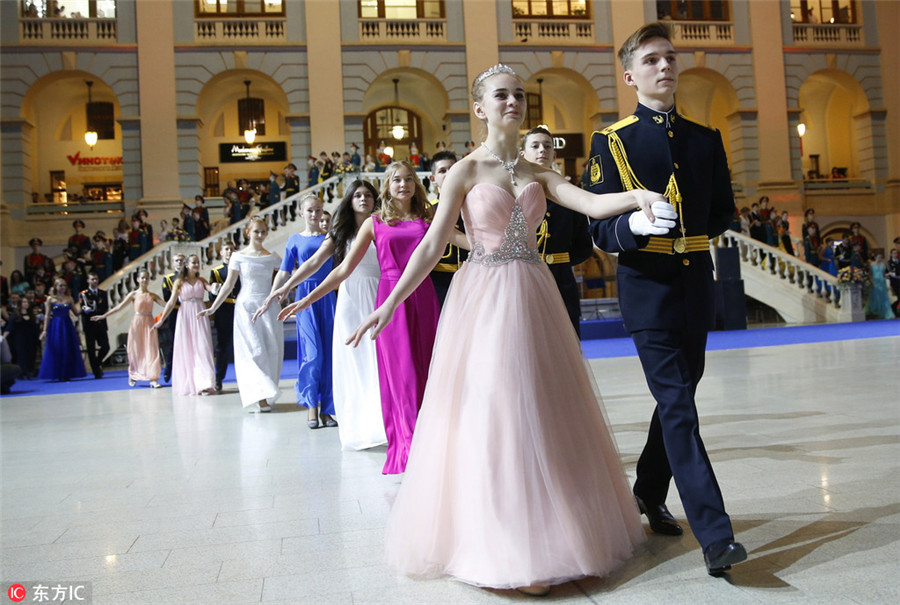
[{"xmin": 66, "ymin": 151, "xmax": 123, "ymax": 172}]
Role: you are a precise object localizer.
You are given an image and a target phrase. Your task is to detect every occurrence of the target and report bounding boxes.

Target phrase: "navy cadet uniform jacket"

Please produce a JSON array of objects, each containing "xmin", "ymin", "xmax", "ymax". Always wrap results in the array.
[
  {"xmin": 586, "ymin": 103, "xmax": 735, "ymax": 333},
  {"xmin": 209, "ymin": 262, "xmax": 240, "ymax": 384},
  {"xmin": 538, "ymin": 201, "xmax": 593, "ymax": 336},
  {"xmin": 429, "ymin": 199, "xmax": 468, "ymax": 307}
]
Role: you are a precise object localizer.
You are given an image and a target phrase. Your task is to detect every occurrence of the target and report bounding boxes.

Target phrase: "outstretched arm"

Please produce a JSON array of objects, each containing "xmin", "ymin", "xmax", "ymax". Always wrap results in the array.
[
  {"xmin": 537, "ymin": 165, "xmax": 669, "ymax": 221},
  {"xmin": 152, "ymin": 283, "xmax": 181, "ymax": 329},
  {"xmin": 347, "ymin": 170, "xmax": 468, "ymax": 345},
  {"xmin": 93, "ymin": 291, "xmax": 135, "ymax": 320},
  {"xmin": 277, "ymin": 220, "xmax": 375, "ymax": 321},
  {"xmin": 254, "ymin": 238, "xmax": 336, "ymax": 322},
  {"xmin": 199, "ymin": 270, "xmax": 239, "ymax": 317}
]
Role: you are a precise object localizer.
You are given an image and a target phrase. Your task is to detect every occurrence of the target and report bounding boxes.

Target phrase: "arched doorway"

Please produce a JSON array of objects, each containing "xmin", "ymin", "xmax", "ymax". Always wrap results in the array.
[
  {"xmin": 364, "ymin": 106, "xmax": 423, "ymax": 166},
  {"xmin": 797, "ymin": 70, "xmax": 870, "ymax": 180},
  {"xmin": 676, "ymin": 68, "xmax": 739, "ymax": 159},
  {"xmin": 22, "ymin": 72, "xmax": 123, "ymax": 204},
  {"xmin": 196, "ymin": 70, "xmax": 291, "ymax": 194}
]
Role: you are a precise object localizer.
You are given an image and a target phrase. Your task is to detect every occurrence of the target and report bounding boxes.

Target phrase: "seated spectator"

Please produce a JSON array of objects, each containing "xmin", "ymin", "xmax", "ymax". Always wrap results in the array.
[
  {"xmin": 9, "ymin": 270, "xmax": 30, "ymax": 297},
  {"xmin": 166, "ymin": 217, "xmax": 192, "ymax": 242}
]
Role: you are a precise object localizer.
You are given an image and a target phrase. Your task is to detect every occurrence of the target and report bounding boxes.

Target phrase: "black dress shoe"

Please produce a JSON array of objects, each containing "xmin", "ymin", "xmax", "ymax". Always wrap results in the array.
[
  {"xmin": 635, "ymin": 495, "xmax": 683, "ymax": 536},
  {"xmin": 704, "ymin": 540, "xmax": 747, "ymax": 575}
]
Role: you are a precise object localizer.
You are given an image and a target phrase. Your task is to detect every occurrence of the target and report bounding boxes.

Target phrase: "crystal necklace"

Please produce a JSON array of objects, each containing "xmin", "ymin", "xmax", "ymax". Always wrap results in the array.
[{"xmin": 481, "ymin": 142, "xmax": 519, "ymax": 185}]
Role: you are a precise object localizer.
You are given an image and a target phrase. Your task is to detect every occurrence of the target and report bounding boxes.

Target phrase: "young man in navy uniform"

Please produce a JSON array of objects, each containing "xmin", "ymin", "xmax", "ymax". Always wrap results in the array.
[
  {"xmin": 79, "ymin": 272, "xmax": 110, "ymax": 379},
  {"xmin": 586, "ymin": 22, "xmax": 746, "ymax": 575},
  {"xmin": 521, "ymin": 127, "xmax": 594, "ymax": 337},
  {"xmin": 209, "ymin": 241, "xmax": 240, "ymax": 391},
  {"xmin": 428, "ymin": 150, "xmax": 468, "ymax": 306},
  {"xmin": 160, "ymin": 253, "xmax": 185, "ymax": 384}
]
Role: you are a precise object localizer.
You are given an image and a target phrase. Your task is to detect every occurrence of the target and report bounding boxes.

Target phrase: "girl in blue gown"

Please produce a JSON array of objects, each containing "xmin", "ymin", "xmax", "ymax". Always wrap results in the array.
[
  {"xmin": 38, "ymin": 279, "xmax": 87, "ymax": 381},
  {"xmin": 272, "ymin": 194, "xmax": 337, "ymax": 428}
]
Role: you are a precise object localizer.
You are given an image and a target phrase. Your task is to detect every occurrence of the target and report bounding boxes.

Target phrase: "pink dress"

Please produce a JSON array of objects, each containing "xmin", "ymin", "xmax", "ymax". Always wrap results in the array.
[
  {"xmin": 384, "ymin": 183, "xmax": 644, "ymax": 588},
  {"xmin": 372, "ymin": 217, "xmax": 440, "ymax": 475},
  {"xmin": 127, "ymin": 291, "xmax": 161, "ymax": 381},
  {"xmin": 172, "ymin": 279, "xmax": 216, "ymax": 396}
]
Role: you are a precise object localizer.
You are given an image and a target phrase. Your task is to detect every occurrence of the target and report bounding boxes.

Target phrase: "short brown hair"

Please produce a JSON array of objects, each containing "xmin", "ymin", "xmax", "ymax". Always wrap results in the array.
[{"xmin": 618, "ymin": 22, "xmax": 672, "ymax": 69}]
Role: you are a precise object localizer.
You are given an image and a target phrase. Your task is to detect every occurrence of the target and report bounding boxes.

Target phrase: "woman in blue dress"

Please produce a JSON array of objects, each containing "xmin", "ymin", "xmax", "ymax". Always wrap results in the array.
[
  {"xmin": 270, "ymin": 193, "xmax": 337, "ymax": 428},
  {"xmin": 38, "ymin": 279, "xmax": 87, "ymax": 381}
]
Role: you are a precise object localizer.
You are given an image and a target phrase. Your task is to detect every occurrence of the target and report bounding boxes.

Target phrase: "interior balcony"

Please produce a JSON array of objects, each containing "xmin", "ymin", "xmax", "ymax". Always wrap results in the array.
[{"xmin": 19, "ymin": 17, "xmax": 117, "ymax": 44}]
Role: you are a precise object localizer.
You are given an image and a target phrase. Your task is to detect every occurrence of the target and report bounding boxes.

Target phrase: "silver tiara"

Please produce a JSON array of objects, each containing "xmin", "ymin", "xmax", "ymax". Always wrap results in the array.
[{"xmin": 473, "ymin": 64, "xmax": 518, "ymax": 89}]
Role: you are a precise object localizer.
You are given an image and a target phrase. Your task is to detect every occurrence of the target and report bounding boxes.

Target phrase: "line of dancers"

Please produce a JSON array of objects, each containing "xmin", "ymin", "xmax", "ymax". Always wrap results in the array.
[{"xmin": 94, "ymin": 28, "xmax": 749, "ymax": 596}]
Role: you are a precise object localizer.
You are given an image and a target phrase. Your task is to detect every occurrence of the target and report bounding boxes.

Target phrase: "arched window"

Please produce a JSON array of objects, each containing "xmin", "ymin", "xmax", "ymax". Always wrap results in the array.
[
  {"xmin": 364, "ymin": 106, "xmax": 422, "ymax": 161},
  {"xmin": 87, "ymin": 101, "xmax": 115, "ymax": 140}
]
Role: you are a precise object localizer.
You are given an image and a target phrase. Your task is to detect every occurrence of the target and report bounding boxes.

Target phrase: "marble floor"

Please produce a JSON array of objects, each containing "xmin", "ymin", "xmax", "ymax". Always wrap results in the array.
[{"xmin": 2, "ymin": 335, "xmax": 899, "ymax": 604}]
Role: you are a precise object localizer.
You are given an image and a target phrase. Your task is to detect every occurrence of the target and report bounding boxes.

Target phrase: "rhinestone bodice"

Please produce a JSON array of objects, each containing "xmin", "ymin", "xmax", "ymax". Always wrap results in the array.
[{"xmin": 463, "ymin": 182, "xmax": 545, "ymax": 267}]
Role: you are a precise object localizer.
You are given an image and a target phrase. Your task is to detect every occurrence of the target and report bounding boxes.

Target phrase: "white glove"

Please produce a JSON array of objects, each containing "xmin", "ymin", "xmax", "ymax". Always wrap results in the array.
[{"xmin": 628, "ymin": 201, "xmax": 677, "ymax": 236}]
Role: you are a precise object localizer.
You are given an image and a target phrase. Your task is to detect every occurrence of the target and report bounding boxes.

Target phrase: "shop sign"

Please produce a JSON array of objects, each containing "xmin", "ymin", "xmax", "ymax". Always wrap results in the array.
[
  {"xmin": 66, "ymin": 151, "xmax": 123, "ymax": 172},
  {"xmin": 219, "ymin": 142, "xmax": 287, "ymax": 163}
]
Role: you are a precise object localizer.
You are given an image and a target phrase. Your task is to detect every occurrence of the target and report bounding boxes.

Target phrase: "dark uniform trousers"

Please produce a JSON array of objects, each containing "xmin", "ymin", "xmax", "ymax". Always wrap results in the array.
[
  {"xmin": 80, "ymin": 288, "xmax": 110, "ymax": 378},
  {"xmin": 587, "ymin": 103, "xmax": 736, "ymax": 551},
  {"xmin": 160, "ymin": 273, "xmax": 179, "ymax": 383},
  {"xmin": 539, "ymin": 200, "xmax": 593, "ymax": 338},
  {"xmin": 429, "ymin": 199, "xmax": 468, "ymax": 307},
  {"xmin": 210, "ymin": 264, "xmax": 239, "ymax": 386}
]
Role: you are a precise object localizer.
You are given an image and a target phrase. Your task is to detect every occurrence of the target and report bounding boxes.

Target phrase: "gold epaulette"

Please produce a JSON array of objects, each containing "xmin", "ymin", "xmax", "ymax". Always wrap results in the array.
[
  {"xmin": 679, "ymin": 114, "xmax": 716, "ymax": 131},
  {"xmin": 598, "ymin": 115, "xmax": 639, "ymax": 136}
]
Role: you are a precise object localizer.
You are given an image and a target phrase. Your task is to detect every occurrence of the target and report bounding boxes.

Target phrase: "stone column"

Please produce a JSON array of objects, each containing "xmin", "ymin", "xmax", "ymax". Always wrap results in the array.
[
  {"xmin": 305, "ymin": 1, "xmax": 344, "ymax": 155},
  {"xmin": 608, "ymin": 0, "xmax": 646, "ymax": 119},
  {"xmin": 0, "ymin": 118, "xmax": 33, "ymax": 223},
  {"xmin": 135, "ymin": 0, "xmax": 180, "ymax": 203},
  {"xmin": 462, "ymin": 0, "xmax": 499, "ymax": 137},
  {"xmin": 177, "ymin": 117, "xmax": 203, "ymax": 199}
]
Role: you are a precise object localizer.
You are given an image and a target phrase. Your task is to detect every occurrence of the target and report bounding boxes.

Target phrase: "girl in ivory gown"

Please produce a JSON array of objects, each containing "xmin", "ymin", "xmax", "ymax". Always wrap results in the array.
[{"xmin": 348, "ymin": 65, "xmax": 675, "ymax": 596}]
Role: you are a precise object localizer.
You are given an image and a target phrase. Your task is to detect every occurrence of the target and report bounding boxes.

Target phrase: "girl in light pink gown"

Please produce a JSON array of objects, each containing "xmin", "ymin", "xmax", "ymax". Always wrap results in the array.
[
  {"xmin": 153, "ymin": 255, "xmax": 217, "ymax": 396},
  {"xmin": 349, "ymin": 65, "xmax": 671, "ymax": 595},
  {"xmin": 93, "ymin": 268, "xmax": 163, "ymax": 387}
]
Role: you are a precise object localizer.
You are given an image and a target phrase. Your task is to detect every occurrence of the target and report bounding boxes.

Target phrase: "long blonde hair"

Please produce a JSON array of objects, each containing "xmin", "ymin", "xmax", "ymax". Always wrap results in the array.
[{"xmin": 377, "ymin": 161, "xmax": 433, "ymax": 226}]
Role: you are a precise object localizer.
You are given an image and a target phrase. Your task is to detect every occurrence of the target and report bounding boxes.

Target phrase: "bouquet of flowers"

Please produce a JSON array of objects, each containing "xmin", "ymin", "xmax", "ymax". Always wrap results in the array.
[{"xmin": 837, "ymin": 266, "xmax": 871, "ymax": 287}]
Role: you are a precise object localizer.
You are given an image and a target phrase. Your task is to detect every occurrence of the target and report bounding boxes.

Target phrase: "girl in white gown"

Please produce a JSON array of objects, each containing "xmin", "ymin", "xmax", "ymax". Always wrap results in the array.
[
  {"xmin": 201, "ymin": 217, "xmax": 283, "ymax": 411},
  {"xmin": 256, "ymin": 181, "xmax": 385, "ymax": 447},
  {"xmin": 349, "ymin": 65, "xmax": 675, "ymax": 595}
]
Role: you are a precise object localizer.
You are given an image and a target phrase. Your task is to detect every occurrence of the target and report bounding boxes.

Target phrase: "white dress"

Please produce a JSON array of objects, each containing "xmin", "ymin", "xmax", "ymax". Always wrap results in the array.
[
  {"xmin": 230, "ymin": 252, "xmax": 284, "ymax": 408},
  {"xmin": 332, "ymin": 241, "xmax": 387, "ymax": 450}
]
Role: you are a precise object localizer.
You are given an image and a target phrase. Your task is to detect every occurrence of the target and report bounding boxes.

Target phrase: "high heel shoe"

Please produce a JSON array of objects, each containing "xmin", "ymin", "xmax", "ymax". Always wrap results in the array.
[
  {"xmin": 516, "ymin": 584, "xmax": 550, "ymax": 597},
  {"xmin": 150, "ymin": 381, "xmax": 161, "ymax": 389},
  {"xmin": 128, "ymin": 378, "xmax": 136, "ymax": 387},
  {"xmin": 307, "ymin": 408, "xmax": 319, "ymax": 429},
  {"xmin": 320, "ymin": 414, "xmax": 338, "ymax": 428}
]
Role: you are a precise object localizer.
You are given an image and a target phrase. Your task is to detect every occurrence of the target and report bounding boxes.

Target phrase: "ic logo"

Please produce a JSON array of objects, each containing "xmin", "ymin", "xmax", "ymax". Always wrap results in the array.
[{"xmin": 8, "ymin": 584, "xmax": 26, "ymax": 602}]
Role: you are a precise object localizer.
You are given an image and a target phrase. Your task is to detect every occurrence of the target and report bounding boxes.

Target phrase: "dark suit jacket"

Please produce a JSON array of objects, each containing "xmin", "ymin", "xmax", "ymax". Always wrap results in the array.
[
  {"xmin": 80, "ymin": 288, "xmax": 109, "ymax": 330},
  {"xmin": 587, "ymin": 103, "xmax": 735, "ymax": 333}
]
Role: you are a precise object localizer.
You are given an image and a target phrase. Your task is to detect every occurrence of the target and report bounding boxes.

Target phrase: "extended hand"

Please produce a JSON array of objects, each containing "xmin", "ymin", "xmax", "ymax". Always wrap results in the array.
[
  {"xmin": 629, "ymin": 201, "xmax": 677, "ymax": 236},
  {"xmin": 346, "ymin": 304, "xmax": 395, "ymax": 348},
  {"xmin": 277, "ymin": 298, "xmax": 308, "ymax": 321},
  {"xmin": 197, "ymin": 309, "xmax": 212, "ymax": 318},
  {"xmin": 151, "ymin": 322, "xmax": 162, "ymax": 331},
  {"xmin": 90, "ymin": 315, "xmax": 105, "ymax": 322},
  {"xmin": 252, "ymin": 294, "xmax": 276, "ymax": 323}
]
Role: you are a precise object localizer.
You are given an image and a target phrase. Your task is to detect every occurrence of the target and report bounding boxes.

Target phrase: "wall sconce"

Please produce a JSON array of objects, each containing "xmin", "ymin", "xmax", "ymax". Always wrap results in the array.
[
  {"xmin": 243, "ymin": 79, "xmax": 257, "ymax": 145},
  {"xmin": 797, "ymin": 122, "xmax": 806, "ymax": 155},
  {"xmin": 84, "ymin": 80, "xmax": 98, "ymax": 149}
]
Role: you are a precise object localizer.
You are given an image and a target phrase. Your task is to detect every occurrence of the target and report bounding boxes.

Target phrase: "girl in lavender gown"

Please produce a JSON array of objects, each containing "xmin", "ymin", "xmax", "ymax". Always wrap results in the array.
[
  {"xmin": 153, "ymin": 255, "xmax": 217, "ymax": 396},
  {"xmin": 281, "ymin": 162, "xmax": 461, "ymax": 474},
  {"xmin": 348, "ymin": 65, "xmax": 670, "ymax": 595},
  {"xmin": 93, "ymin": 268, "xmax": 163, "ymax": 388}
]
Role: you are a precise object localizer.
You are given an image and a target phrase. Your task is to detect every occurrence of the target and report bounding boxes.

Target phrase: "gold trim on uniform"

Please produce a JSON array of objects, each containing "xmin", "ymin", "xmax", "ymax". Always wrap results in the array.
[
  {"xmin": 433, "ymin": 263, "xmax": 460, "ymax": 273},
  {"xmin": 641, "ymin": 235, "xmax": 710, "ymax": 255},
  {"xmin": 542, "ymin": 252, "xmax": 571, "ymax": 265}
]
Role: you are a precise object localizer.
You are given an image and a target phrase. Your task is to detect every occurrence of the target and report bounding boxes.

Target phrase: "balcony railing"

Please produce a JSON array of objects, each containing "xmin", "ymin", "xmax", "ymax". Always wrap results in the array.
[
  {"xmin": 19, "ymin": 18, "xmax": 117, "ymax": 44},
  {"xmin": 513, "ymin": 20, "xmax": 593, "ymax": 44},
  {"xmin": 195, "ymin": 18, "xmax": 286, "ymax": 43},
  {"xmin": 358, "ymin": 19, "xmax": 446, "ymax": 42},
  {"xmin": 803, "ymin": 178, "xmax": 872, "ymax": 190},
  {"xmin": 669, "ymin": 21, "xmax": 734, "ymax": 46},
  {"xmin": 792, "ymin": 23, "xmax": 862, "ymax": 47}
]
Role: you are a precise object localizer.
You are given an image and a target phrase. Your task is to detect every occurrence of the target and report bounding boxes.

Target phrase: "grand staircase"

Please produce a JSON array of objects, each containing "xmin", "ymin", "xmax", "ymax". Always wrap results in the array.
[{"xmin": 714, "ymin": 231, "xmax": 863, "ymax": 324}]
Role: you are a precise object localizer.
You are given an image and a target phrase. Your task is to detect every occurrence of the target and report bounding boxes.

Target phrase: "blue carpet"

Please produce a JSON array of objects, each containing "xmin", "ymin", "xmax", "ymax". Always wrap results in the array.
[
  {"xmin": 4, "ymin": 320, "xmax": 897, "ymax": 398},
  {"xmin": 580, "ymin": 319, "xmax": 899, "ymax": 359}
]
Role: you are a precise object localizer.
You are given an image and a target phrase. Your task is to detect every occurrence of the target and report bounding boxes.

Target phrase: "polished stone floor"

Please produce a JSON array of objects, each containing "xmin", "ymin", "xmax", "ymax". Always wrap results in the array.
[{"xmin": 2, "ymin": 335, "xmax": 899, "ymax": 604}]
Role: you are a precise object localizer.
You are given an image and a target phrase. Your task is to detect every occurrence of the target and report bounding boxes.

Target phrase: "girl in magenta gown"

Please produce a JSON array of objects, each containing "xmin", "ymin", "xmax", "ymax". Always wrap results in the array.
[
  {"xmin": 153, "ymin": 254, "xmax": 217, "ymax": 396},
  {"xmin": 280, "ymin": 161, "xmax": 454, "ymax": 474},
  {"xmin": 349, "ymin": 66, "xmax": 671, "ymax": 595}
]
